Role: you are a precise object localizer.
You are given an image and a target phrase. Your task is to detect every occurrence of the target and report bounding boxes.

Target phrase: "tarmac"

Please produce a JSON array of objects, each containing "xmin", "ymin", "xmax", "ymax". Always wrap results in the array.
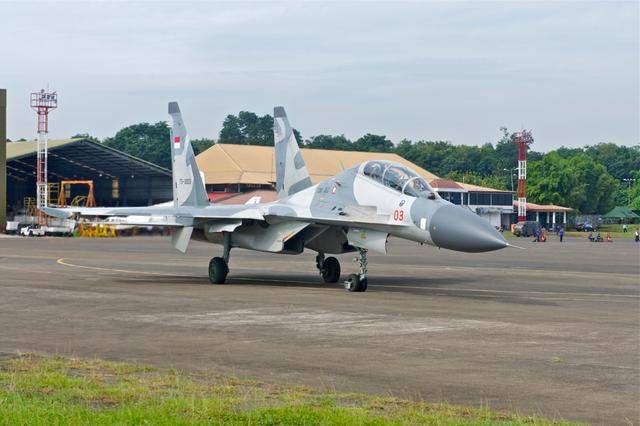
[{"xmin": 0, "ymin": 235, "xmax": 638, "ymax": 424}]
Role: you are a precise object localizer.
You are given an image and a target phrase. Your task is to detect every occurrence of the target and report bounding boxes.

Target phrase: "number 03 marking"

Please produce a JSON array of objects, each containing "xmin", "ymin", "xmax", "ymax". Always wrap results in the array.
[{"xmin": 393, "ymin": 210, "xmax": 405, "ymax": 221}]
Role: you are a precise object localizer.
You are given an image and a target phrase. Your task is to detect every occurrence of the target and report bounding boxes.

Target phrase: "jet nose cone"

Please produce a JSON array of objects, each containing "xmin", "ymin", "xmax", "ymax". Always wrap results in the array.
[{"xmin": 429, "ymin": 205, "xmax": 507, "ymax": 253}]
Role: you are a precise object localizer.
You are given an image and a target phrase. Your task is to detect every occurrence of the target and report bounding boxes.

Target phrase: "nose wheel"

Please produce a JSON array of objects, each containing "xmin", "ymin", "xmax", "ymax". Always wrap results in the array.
[
  {"xmin": 316, "ymin": 253, "xmax": 341, "ymax": 283},
  {"xmin": 344, "ymin": 248, "xmax": 368, "ymax": 292}
]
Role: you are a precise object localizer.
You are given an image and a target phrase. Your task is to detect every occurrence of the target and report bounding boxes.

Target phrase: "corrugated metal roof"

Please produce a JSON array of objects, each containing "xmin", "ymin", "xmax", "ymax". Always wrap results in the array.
[
  {"xmin": 7, "ymin": 138, "xmax": 81, "ymax": 160},
  {"xmin": 6, "ymin": 138, "xmax": 170, "ymax": 178},
  {"xmin": 196, "ymin": 144, "xmax": 439, "ymax": 185},
  {"xmin": 513, "ymin": 200, "xmax": 573, "ymax": 212},
  {"xmin": 430, "ymin": 178, "xmax": 464, "ymax": 190}
]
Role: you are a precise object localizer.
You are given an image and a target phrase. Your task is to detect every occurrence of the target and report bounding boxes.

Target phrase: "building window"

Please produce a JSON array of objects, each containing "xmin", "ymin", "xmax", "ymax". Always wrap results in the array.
[
  {"xmin": 112, "ymin": 179, "xmax": 119, "ymax": 198},
  {"xmin": 491, "ymin": 193, "xmax": 513, "ymax": 206},
  {"xmin": 439, "ymin": 191, "xmax": 462, "ymax": 205},
  {"xmin": 469, "ymin": 192, "xmax": 491, "ymax": 205}
]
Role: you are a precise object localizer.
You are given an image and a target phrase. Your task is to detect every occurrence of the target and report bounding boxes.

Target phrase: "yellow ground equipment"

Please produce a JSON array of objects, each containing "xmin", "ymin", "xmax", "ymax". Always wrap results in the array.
[
  {"xmin": 56, "ymin": 180, "xmax": 96, "ymax": 207},
  {"xmin": 76, "ymin": 223, "xmax": 117, "ymax": 238}
]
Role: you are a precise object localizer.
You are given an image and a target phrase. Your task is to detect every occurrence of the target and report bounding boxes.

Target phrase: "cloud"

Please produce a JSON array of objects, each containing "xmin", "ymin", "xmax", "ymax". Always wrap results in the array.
[{"xmin": 0, "ymin": 1, "xmax": 637, "ymax": 150}]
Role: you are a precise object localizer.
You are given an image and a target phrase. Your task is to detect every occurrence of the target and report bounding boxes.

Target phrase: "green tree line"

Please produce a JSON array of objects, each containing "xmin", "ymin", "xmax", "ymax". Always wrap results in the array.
[{"xmin": 70, "ymin": 111, "xmax": 638, "ymax": 214}]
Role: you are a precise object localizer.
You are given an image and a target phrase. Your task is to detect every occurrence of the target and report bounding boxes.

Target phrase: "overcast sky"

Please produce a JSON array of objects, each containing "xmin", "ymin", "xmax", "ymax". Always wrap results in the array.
[{"xmin": 1, "ymin": 1, "xmax": 638, "ymax": 151}]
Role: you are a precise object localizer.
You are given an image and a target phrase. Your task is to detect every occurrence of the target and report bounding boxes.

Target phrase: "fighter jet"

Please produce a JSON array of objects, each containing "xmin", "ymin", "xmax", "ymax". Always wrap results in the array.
[{"xmin": 45, "ymin": 102, "xmax": 507, "ymax": 292}]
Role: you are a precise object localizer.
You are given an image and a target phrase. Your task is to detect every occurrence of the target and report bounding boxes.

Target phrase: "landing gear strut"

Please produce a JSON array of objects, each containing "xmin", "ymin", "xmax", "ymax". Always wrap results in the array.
[
  {"xmin": 344, "ymin": 248, "xmax": 368, "ymax": 292},
  {"xmin": 209, "ymin": 232, "xmax": 231, "ymax": 284},
  {"xmin": 316, "ymin": 253, "xmax": 341, "ymax": 283}
]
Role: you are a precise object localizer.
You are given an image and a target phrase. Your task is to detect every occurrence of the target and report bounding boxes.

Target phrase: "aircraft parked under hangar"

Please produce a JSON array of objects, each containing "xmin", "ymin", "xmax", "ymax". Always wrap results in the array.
[{"xmin": 46, "ymin": 102, "xmax": 507, "ymax": 292}]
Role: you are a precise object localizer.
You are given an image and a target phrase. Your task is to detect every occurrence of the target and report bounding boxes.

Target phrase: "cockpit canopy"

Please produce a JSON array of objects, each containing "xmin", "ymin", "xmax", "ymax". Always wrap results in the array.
[{"xmin": 361, "ymin": 161, "xmax": 436, "ymax": 198}]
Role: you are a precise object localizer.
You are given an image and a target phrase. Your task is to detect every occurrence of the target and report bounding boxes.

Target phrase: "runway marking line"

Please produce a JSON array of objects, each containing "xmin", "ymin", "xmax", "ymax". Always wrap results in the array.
[
  {"xmin": 55, "ymin": 258, "xmax": 639, "ymax": 300},
  {"xmin": 57, "ymin": 258, "xmax": 185, "ymax": 277}
]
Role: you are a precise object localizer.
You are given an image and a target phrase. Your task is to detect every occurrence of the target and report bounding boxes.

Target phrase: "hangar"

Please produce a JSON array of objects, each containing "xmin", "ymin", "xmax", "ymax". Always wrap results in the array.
[
  {"xmin": 4, "ymin": 138, "xmax": 171, "ymax": 220},
  {"xmin": 196, "ymin": 144, "xmax": 517, "ymax": 227}
]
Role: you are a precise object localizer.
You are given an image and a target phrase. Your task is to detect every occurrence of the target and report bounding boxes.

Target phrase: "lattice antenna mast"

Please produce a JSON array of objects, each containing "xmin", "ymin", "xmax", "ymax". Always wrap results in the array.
[
  {"xmin": 30, "ymin": 89, "xmax": 58, "ymax": 225},
  {"xmin": 511, "ymin": 130, "xmax": 533, "ymax": 223}
]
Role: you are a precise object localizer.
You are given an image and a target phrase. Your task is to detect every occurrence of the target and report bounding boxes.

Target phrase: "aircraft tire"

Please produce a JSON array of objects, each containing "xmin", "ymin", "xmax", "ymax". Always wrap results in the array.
[
  {"xmin": 344, "ymin": 273, "xmax": 367, "ymax": 292},
  {"xmin": 321, "ymin": 257, "xmax": 341, "ymax": 283},
  {"xmin": 359, "ymin": 277, "xmax": 368, "ymax": 292},
  {"xmin": 208, "ymin": 257, "xmax": 228, "ymax": 284}
]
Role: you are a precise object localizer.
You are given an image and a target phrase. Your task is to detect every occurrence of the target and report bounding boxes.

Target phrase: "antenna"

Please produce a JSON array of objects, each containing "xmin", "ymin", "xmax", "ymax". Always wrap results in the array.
[
  {"xmin": 30, "ymin": 89, "xmax": 58, "ymax": 225},
  {"xmin": 511, "ymin": 130, "xmax": 533, "ymax": 223}
]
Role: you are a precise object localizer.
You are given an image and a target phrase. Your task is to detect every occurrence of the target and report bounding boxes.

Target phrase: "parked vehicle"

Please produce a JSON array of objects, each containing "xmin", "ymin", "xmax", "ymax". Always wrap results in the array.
[
  {"xmin": 513, "ymin": 221, "xmax": 541, "ymax": 237},
  {"xmin": 20, "ymin": 225, "xmax": 46, "ymax": 237},
  {"xmin": 5, "ymin": 221, "xmax": 20, "ymax": 235},
  {"xmin": 575, "ymin": 222, "xmax": 595, "ymax": 232}
]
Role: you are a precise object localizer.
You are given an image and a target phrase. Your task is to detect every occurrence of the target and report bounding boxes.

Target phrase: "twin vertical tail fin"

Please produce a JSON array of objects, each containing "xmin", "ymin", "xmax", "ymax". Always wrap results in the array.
[
  {"xmin": 168, "ymin": 101, "xmax": 208, "ymax": 253},
  {"xmin": 273, "ymin": 107, "xmax": 312, "ymax": 199},
  {"xmin": 168, "ymin": 102, "xmax": 209, "ymax": 208}
]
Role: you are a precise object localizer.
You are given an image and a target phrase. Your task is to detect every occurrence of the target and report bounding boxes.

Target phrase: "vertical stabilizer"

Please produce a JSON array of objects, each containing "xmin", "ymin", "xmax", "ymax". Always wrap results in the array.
[
  {"xmin": 169, "ymin": 102, "xmax": 209, "ymax": 208},
  {"xmin": 273, "ymin": 107, "xmax": 312, "ymax": 199}
]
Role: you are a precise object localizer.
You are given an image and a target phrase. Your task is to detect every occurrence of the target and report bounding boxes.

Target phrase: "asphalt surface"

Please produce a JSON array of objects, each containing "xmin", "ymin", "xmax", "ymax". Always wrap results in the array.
[{"xmin": 1, "ymin": 235, "xmax": 638, "ymax": 424}]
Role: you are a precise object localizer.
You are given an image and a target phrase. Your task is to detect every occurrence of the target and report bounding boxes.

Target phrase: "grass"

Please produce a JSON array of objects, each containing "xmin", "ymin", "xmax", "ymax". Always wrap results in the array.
[{"xmin": 0, "ymin": 353, "xmax": 580, "ymax": 425}]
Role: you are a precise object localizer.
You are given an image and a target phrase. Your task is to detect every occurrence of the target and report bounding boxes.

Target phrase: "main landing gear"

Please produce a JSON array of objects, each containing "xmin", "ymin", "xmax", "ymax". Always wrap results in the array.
[
  {"xmin": 209, "ymin": 233, "xmax": 231, "ymax": 284},
  {"xmin": 316, "ymin": 253, "xmax": 341, "ymax": 283},
  {"xmin": 344, "ymin": 248, "xmax": 368, "ymax": 292}
]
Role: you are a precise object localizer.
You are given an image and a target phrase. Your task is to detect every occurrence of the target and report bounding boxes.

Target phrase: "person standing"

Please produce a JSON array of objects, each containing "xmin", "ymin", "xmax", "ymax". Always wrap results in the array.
[
  {"xmin": 623, "ymin": 224, "xmax": 628, "ymax": 233},
  {"xmin": 559, "ymin": 227, "xmax": 564, "ymax": 243},
  {"xmin": 635, "ymin": 229, "xmax": 639, "ymax": 243}
]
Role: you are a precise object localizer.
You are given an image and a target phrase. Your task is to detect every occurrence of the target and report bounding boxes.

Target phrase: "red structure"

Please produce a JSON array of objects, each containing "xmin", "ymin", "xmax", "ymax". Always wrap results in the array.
[
  {"xmin": 511, "ymin": 130, "xmax": 534, "ymax": 223},
  {"xmin": 30, "ymin": 90, "xmax": 58, "ymax": 225}
]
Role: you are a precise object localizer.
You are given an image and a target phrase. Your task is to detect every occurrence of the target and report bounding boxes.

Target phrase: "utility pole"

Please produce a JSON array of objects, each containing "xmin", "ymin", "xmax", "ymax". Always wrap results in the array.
[
  {"xmin": 503, "ymin": 167, "xmax": 516, "ymax": 192},
  {"xmin": 622, "ymin": 178, "xmax": 636, "ymax": 205}
]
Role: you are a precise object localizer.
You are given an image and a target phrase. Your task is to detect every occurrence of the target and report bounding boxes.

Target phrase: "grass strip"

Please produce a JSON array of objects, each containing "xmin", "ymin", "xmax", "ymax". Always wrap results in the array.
[{"xmin": 0, "ymin": 353, "xmax": 580, "ymax": 425}]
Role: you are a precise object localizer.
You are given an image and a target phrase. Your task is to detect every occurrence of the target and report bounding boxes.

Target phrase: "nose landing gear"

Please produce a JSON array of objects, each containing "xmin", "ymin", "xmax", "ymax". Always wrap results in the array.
[
  {"xmin": 316, "ymin": 253, "xmax": 341, "ymax": 283},
  {"xmin": 344, "ymin": 248, "xmax": 368, "ymax": 292}
]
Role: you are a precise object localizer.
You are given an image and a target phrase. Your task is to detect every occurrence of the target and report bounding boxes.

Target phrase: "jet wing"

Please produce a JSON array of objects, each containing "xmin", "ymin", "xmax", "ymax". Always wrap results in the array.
[
  {"xmin": 42, "ymin": 204, "xmax": 264, "ymax": 226},
  {"xmin": 265, "ymin": 204, "xmax": 409, "ymax": 234}
]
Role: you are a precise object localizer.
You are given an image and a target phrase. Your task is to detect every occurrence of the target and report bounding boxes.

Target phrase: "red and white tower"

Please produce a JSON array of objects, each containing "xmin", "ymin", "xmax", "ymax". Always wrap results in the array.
[
  {"xmin": 511, "ymin": 130, "xmax": 534, "ymax": 223},
  {"xmin": 30, "ymin": 89, "xmax": 58, "ymax": 225}
]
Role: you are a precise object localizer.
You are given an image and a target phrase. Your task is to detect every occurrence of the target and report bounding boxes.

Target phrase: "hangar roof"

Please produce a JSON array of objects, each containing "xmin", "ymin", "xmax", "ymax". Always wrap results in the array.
[
  {"xmin": 196, "ymin": 144, "xmax": 510, "ymax": 194},
  {"xmin": 7, "ymin": 138, "xmax": 170, "ymax": 181},
  {"xmin": 196, "ymin": 144, "xmax": 439, "ymax": 185}
]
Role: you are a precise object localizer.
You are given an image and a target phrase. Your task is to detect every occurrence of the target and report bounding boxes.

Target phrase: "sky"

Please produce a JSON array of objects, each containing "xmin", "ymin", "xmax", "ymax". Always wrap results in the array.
[{"xmin": 1, "ymin": 1, "xmax": 638, "ymax": 151}]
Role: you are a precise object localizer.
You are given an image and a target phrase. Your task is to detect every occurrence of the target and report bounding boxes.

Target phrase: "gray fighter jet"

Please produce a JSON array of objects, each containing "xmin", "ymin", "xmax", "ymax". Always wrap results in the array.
[{"xmin": 45, "ymin": 102, "xmax": 507, "ymax": 292}]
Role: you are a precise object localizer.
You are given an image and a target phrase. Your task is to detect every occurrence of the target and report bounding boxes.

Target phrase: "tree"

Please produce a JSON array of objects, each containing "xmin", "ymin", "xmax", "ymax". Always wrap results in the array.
[
  {"xmin": 218, "ymin": 115, "xmax": 244, "ymax": 144},
  {"xmin": 218, "ymin": 111, "xmax": 302, "ymax": 146},
  {"xmin": 304, "ymin": 134, "xmax": 353, "ymax": 151},
  {"xmin": 628, "ymin": 179, "xmax": 640, "ymax": 211},
  {"xmin": 352, "ymin": 134, "xmax": 394, "ymax": 152},
  {"xmin": 71, "ymin": 133, "xmax": 100, "ymax": 143},
  {"xmin": 527, "ymin": 153, "xmax": 617, "ymax": 214},
  {"xmin": 103, "ymin": 122, "xmax": 171, "ymax": 169},
  {"xmin": 583, "ymin": 143, "xmax": 640, "ymax": 181}
]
